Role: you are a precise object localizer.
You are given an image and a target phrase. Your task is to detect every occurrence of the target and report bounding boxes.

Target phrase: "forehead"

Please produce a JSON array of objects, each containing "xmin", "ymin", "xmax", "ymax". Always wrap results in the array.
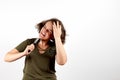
[{"xmin": 45, "ymin": 21, "xmax": 53, "ymax": 29}]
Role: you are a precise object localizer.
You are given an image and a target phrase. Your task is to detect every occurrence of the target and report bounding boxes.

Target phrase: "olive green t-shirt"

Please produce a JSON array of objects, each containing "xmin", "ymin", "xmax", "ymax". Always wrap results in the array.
[{"xmin": 15, "ymin": 38, "xmax": 57, "ymax": 80}]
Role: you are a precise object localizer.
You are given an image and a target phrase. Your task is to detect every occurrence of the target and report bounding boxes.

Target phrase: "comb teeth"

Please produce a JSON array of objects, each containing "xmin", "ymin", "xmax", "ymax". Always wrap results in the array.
[
  {"xmin": 28, "ymin": 38, "xmax": 40, "ymax": 52},
  {"xmin": 33, "ymin": 38, "xmax": 40, "ymax": 45}
]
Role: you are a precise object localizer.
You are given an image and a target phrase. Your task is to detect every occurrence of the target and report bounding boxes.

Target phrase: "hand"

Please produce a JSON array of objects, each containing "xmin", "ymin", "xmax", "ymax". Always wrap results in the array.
[
  {"xmin": 53, "ymin": 21, "xmax": 62, "ymax": 39},
  {"xmin": 23, "ymin": 44, "xmax": 35, "ymax": 56}
]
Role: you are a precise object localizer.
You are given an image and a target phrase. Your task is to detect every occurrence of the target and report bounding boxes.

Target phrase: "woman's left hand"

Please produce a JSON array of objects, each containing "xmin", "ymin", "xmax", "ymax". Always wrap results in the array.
[{"xmin": 53, "ymin": 21, "xmax": 62, "ymax": 39}]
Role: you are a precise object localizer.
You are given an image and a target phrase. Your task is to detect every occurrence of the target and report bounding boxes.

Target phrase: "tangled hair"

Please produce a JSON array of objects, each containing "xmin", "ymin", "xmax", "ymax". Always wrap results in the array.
[{"xmin": 36, "ymin": 18, "xmax": 66, "ymax": 45}]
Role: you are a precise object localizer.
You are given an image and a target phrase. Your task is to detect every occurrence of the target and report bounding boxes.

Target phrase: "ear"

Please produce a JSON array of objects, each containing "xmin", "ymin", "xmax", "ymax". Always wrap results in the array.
[
  {"xmin": 50, "ymin": 39, "xmax": 54, "ymax": 42},
  {"xmin": 49, "ymin": 35, "xmax": 55, "ymax": 42}
]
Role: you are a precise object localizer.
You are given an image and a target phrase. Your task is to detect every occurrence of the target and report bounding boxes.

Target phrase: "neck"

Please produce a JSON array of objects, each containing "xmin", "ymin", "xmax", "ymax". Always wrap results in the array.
[{"xmin": 38, "ymin": 40, "xmax": 49, "ymax": 49}]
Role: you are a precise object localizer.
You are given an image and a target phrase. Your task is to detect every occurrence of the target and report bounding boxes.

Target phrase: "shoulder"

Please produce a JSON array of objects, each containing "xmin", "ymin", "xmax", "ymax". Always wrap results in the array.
[
  {"xmin": 48, "ymin": 46, "xmax": 56, "ymax": 54},
  {"xmin": 15, "ymin": 38, "xmax": 37, "ymax": 52},
  {"xmin": 27, "ymin": 38, "xmax": 36, "ymax": 41},
  {"xmin": 25, "ymin": 38, "xmax": 37, "ymax": 45}
]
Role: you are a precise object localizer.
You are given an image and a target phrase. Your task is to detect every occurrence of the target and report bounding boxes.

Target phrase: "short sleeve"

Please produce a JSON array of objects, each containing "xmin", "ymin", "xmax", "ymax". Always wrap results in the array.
[{"xmin": 15, "ymin": 39, "xmax": 29, "ymax": 52}]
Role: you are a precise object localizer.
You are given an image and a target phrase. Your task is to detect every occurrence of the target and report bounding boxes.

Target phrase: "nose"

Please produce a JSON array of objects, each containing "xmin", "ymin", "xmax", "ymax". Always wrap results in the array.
[{"xmin": 44, "ymin": 27, "xmax": 52, "ymax": 34}]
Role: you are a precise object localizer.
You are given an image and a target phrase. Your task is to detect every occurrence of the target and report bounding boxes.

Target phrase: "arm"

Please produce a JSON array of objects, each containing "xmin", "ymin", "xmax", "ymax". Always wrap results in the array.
[
  {"xmin": 4, "ymin": 44, "xmax": 35, "ymax": 62},
  {"xmin": 53, "ymin": 22, "xmax": 67, "ymax": 65},
  {"xmin": 4, "ymin": 49, "xmax": 26, "ymax": 62},
  {"xmin": 55, "ymin": 38, "xmax": 67, "ymax": 65}
]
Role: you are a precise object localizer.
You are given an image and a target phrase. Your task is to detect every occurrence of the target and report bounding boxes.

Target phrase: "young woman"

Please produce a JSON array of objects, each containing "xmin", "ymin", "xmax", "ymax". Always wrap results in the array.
[{"xmin": 4, "ymin": 18, "xmax": 67, "ymax": 80}]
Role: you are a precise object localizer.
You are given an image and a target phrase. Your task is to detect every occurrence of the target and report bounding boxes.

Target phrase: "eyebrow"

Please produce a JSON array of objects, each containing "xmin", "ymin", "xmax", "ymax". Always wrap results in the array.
[{"xmin": 44, "ymin": 25, "xmax": 53, "ymax": 32}]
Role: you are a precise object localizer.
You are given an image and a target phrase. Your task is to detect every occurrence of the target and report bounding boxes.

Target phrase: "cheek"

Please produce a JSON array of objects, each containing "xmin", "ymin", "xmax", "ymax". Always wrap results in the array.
[
  {"xmin": 47, "ymin": 34, "xmax": 52, "ymax": 38},
  {"xmin": 44, "ymin": 33, "xmax": 51, "ymax": 39},
  {"xmin": 50, "ymin": 34, "xmax": 54, "ymax": 39}
]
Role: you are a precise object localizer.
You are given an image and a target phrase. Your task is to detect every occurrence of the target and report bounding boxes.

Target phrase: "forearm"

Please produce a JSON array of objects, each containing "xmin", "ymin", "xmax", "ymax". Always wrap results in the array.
[
  {"xmin": 4, "ymin": 49, "xmax": 25, "ymax": 62},
  {"xmin": 55, "ymin": 38, "xmax": 67, "ymax": 65}
]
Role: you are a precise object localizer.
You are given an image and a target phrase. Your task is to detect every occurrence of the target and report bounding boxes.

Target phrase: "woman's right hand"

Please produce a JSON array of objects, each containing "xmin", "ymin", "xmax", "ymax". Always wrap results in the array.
[
  {"xmin": 23, "ymin": 44, "xmax": 35, "ymax": 56},
  {"xmin": 4, "ymin": 44, "xmax": 35, "ymax": 62}
]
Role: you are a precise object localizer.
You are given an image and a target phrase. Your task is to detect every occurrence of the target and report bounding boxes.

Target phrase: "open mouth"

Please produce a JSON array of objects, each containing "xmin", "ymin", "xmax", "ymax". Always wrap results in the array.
[{"xmin": 41, "ymin": 32, "xmax": 45, "ymax": 37}]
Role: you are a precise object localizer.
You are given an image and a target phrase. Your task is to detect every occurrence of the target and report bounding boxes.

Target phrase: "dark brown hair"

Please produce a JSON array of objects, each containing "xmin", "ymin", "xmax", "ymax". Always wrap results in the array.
[{"xmin": 36, "ymin": 18, "xmax": 66, "ymax": 45}]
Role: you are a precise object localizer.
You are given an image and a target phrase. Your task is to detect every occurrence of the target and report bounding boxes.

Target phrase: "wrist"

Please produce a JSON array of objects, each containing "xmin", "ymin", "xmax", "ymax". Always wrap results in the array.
[
  {"xmin": 21, "ymin": 52, "xmax": 27, "ymax": 56},
  {"xmin": 55, "ymin": 37, "xmax": 61, "ymax": 41},
  {"xmin": 55, "ymin": 37, "xmax": 62, "ymax": 43}
]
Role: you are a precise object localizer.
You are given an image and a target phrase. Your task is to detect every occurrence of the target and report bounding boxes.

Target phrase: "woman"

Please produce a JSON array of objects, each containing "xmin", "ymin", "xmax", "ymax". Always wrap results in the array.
[{"xmin": 4, "ymin": 18, "xmax": 67, "ymax": 80}]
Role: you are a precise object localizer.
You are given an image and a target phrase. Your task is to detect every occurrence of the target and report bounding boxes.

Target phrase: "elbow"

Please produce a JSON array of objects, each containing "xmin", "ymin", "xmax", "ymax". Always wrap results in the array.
[
  {"xmin": 58, "ymin": 63, "xmax": 66, "ymax": 66},
  {"xmin": 4, "ymin": 58, "xmax": 10, "ymax": 62},
  {"xmin": 4, "ymin": 58, "xmax": 9, "ymax": 62},
  {"xmin": 56, "ymin": 53, "xmax": 67, "ymax": 65},
  {"xmin": 4, "ymin": 59, "xmax": 13, "ymax": 62},
  {"xmin": 4, "ymin": 56, "xmax": 8, "ymax": 62},
  {"xmin": 4, "ymin": 56, "xmax": 13, "ymax": 62},
  {"xmin": 57, "ymin": 59, "xmax": 67, "ymax": 66}
]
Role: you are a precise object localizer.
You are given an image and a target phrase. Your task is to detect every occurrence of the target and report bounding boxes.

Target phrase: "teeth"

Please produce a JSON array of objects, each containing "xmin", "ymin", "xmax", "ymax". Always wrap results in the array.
[{"xmin": 42, "ymin": 33, "xmax": 45, "ymax": 36}]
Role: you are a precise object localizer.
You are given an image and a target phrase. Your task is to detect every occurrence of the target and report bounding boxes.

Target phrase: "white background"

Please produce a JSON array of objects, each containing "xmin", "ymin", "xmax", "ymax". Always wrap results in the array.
[{"xmin": 0, "ymin": 0, "xmax": 120, "ymax": 80}]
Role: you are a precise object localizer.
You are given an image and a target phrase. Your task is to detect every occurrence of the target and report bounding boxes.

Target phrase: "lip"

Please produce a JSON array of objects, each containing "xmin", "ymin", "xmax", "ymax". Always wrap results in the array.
[{"xmin": 40, "ymin": 32, "xmax": 45, "ymax": 37}]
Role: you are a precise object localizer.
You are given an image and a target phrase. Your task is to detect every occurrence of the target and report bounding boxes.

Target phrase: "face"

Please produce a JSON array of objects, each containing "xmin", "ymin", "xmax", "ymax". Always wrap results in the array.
[{"xmin": 39, "ymin": 21, "xmax": 53, "ymax": 40}]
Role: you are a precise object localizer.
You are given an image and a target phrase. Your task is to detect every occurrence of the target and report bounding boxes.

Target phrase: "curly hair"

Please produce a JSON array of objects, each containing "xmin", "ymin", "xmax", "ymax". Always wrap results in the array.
[{"xmin": 36, "ymin": 18, "xmax": 66, "ymax": 45}]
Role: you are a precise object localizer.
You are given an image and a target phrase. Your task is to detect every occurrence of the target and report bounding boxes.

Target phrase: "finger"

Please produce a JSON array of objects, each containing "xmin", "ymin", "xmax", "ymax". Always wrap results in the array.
[
  {"xmin": 53, "ymin": 21, "xmax": 56, "ymax": 25},
  {"xmin": 27, "ymin": 46, "xmax": 32, "ymax": 53},
  {"xmin": 59, "ymin": 25, "xmax": 62, "ymax": 30},
  {"xmin": 53, "ymin": 22, "xmax": 56, "ymax": 30},
  {"xmin": 57, "ymin": 21, "xmax": 59, "ymax": 28},
  {"xmin": 57, "ymin": 21, "xmax": 61, "ymax": 28},
  {"xmin": 53, "ymin": 22, "xmax": 55, "ymax": 28},
  {"xmin": 28, "ymin": 44, "xmax": 34, "ymax": 52}
]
